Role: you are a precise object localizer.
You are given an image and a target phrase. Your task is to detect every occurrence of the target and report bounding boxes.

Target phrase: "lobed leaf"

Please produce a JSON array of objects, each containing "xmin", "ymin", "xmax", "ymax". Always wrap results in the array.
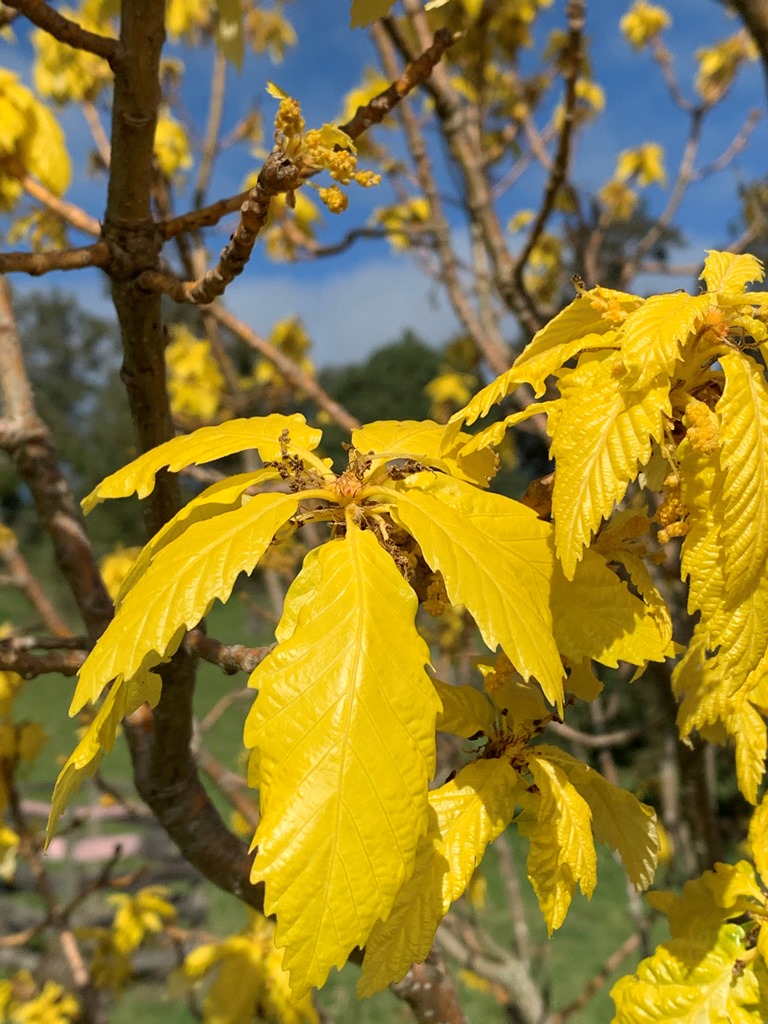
[
  {"xmin": 391, "ymin": 473, "xmax": 565, "ymax": 706},
  {"xmin": 71, "ymin": 493, "xmax": 299, "ymax": 713},
  {"xmin": 246, "ymin": 524, "xmax": 440, "ymax": 996},
  {"xmin": 611, "ymin": 924, "xmax": 762, "ymax": 1024},
  {"xmin": 620, "ymin": 292, "xmax": 711, "ymax": 389},
  {"xmin": 47, "ymin": 671, "xmax": 161, "ymax": 843},
  {"xmin": 518, "ymin": 754, "xmax": 597, "ymax": 934},
  {"xmin": 351, "ymin": 419, "xmax": 496, "ymax": 488},
  {"xmin": 357, "ymin": 758, "xmax": 521, "ymax": 996},
  {"xmin": 539, "ymin": 745, "xmax": 659, "ymax": 891},
  {"xmin": 550, "ymin": 352, "xmax": 670, "ymax": 578},
  {"xmin": 700, "ymin": 250, "xmax": 764, "ymax": 295},
  {"xmin": 82, "ymin": 414, "xmax": 321, "ymax": 512},
  {"xmin": 717, "ymin": 351, "xmax": 768, "ymax": 602},
  {"xmin": 432, "ymin": 679, "xmax": 496, "ymax": 738}
]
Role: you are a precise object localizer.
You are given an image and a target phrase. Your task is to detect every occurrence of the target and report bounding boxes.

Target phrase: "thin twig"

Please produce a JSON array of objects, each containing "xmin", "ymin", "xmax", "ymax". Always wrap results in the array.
[
  {"xmin": 548, "ymin": 932, "xmax": 642, "ymax": 1024},
  {"xmin": 512, "ymin": 0, "xmax": 584, "ymax": 316},
  {"xmin": 22, "ymin": 175, "xmax": 102, "ymax": 236},
  {"xmin": 547, "ymin": 720, "xmax": 642, "ymax": 749},
  {"xmin": 82, "ymin": 100, "xmax": 112, "ymax": 167},
  {"xmin": 184, "ymin": 629, "xmax": 274, "ymax": 675}
]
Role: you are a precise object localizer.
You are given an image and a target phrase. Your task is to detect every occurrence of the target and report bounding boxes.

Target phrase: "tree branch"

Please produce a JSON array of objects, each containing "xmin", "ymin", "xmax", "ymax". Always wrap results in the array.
[
  {"xmin": 0, "ymin": 242, "xmax": 109, "ymax": 276},
  {"xmin": 3, "ymin": 0, "xmax": 123, "ymax": 66},
  {"xmin": 725, "ymin": 0, "xmax": 768, "ymax": 105}
]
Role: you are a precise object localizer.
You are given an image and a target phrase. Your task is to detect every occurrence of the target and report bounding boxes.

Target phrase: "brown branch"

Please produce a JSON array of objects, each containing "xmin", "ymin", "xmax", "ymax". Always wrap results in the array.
[
  {"xmin": 548, "ymin": 932, "xmax": 641, "ymax": 1024},
  {"xmin": 0, "ymin": 242, "xmax": 109, "ymax": 276},
  {"xmin": 150, "ymin": 29, "xmax": 458, "ymax": 307},
  {"xmin": 22, "ymin": 175, "xmax": 102, "ymax": 236},
  {"xmin": 0, "ymin": 646, "xmax": 84, "ymax": 678},
  {"xmin": 694, "ymin": 107, "xmax": 761, "ymax": 179},
  {"xmin": 196, "ymin": 743, "xmax": 260, "ymax": 830},
  {"xmin": 547, "ymin": 720, "xmax": 642, "ymax": 749},
  {"xmin": 390, "ymin": 952, "xmax": 470, "ymax": 1024},
  {"xmin": 725, "ymin": 0, "xmax": 768, "ymax": 105},
  {"xmin": 340, "ymin": 27, "xmax": 458, "ymax": 141},
  {"xmin": 82, "ymin": 100, "xmax": 112, "ymax": 168},
  {"xmin": 2, "ymin": 762, "xmax": 98, "ymax": 1022},
  {"xmin": 512, "ymin": 0, "xmax": 584, "ymax": 311},
  {"xmin": 0, "ymin": 532, "xmax": 72, "ymax": 635},
  {"xmin": 183, "ymin": 629, "xmax": 273, "ymax": 675},
  {"xmin": 373, "ymin": 22, "xmax": 510, "ymax": 375},
  {"xmin": 210, "ymin": 303, "xmax": 361, "ymax": 432},
  {"xmin": 0, "ymin": 283, "xmax": 114, "ymax": 639},
  {"xmin": 4, "ymin": 0, "xmax": 122, "ymax": 65},
  {"xmin": 193, "ymin": 48, "xmax": 227, "ymax": 209},
  {"xmin": 160, "ymin": 189, "xmax": 249, "ymax": 240}
]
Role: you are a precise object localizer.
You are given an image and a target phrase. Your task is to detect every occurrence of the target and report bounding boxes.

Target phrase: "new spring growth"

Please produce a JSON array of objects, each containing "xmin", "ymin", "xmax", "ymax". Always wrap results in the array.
[{"xmin": 267, "ymin": 82, "xmax": 381, "ymax": 214}]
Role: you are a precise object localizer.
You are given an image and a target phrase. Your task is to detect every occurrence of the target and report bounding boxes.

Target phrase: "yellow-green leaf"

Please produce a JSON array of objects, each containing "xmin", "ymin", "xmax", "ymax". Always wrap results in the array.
[
  {"xmin": 246, "ymin": 524, "xmax": 440, "ymax": 996},
  {"xmin": 82, "ymin": 414, "xmax": 321, "ymax": 512},
  {"xmin": 620, "ymin": 292, "xmax": 711, "ymax": 389},
  {"xmin": 512, "ymin": 287, "xmax": 641, "ymax": 397},
  {"xmin": 448, "ymin": 367, "xmax": 526, "ymax": 428},
  {"xmin": 117, "ymin": 470, "xmax": 278, "ymax": 605},
  {"xmin": 351, "ymin": 419, "xmax": 496, "ymax": 488},
  {"xmin": 47, "ymin": 670, "xmax": 161, "ymax": 842},
  {"xmin": 391, "ymin": 473, "xmax": 564, "ymax": 706},
  {"xmin": 550, "ymin": 352, "xmax": 670, "ymax": 578},
  {"xmin": 748, "ymin": 792, "xmax": 768, "ymax": 885},
  {"xmin": 71, "ymin": 493, "xmax": 299, "ymax": 713},
  {"xmin": 537, "ymin": 745, "xmax": 658, "ymax": 890},
  {"xmin": 358, "ymin": 758, "xmax": 520, "ymax": 996},
  {"xmin": 611, "ymin": 924, "xmax": 761, "ymax": 1024},
  {"xmin": 717, "ymin": 351, "xmax": 768, "ymax": 601},
  {"xmin": 215, "ymin": 0, "xmax": 245, "ymax": 69},
  {"xmin": 432, "ymin": 679, "xmax": 495, "ymax": 738},
  {"xmin": 457, "ymin": 403, "xmax": 557, "ymax": 456},
  {"xmin": 700, "ymin": 250, "xmax": 764, "ymax": 295},
  {"xmin": 350, "ymin": 0, "xmax": 396, "ymax": 28},
  {"xmin": 518, "ymin": 754, "xmax": 597, "ymax": 934}
]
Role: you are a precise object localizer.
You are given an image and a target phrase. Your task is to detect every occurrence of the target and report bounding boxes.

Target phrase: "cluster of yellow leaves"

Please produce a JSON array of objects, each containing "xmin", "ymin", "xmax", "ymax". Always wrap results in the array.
[
  {"xmin": 449, "ymin": 250, "xmax": 768, "ymax": 804},
  {"xmin": 77, "ymin": 886, "xmax": 176, "ymax": 991},
  {"xmin": 0, "ymin": 619, "xmax": 44, "ymax": 881},
  {"xmin": 695, "ymin": 31, "xmax": 757, "ymax": 105},
  {"xmin": 0, "ymin": 70, "xmax": 70, "ymax": 213},
  {"xmin": 244, "ymin": 5, "xmax": 297, "ymax": 64},
  {"xmin": 0, "ymin": 971, "xmax": 78, "ymax": 1024},
  {"xmin": 267, "ymin": 84, "xmax": 381, "ymax": 215},
  {"xmin": 32, "ymin": 2, "xmax": 116, "ymax": 103},
  {"xmin": 178, "ymin": 912, "xmax": 318, "ymax": 1024},
  {"xmin": 612, "ymin": 794, "xmax": 768, "ymax": 1023},
  {"xmin": 154, "ymin": 108, "xmax": 193, "ymax": 179},
  {"xmin": 250, "ymin": 317, "xmax": 314, "ymax": 390},
  {"xmin": 165, "ymin": 324, "xmax": 225, "ymax": 422},
  {"xmin": 54, "ymin": 407, "xmax": 667, "ymax": 996},
  {"xmin": 374, "ymin": 196, "xmax": 431, "ymax": 252},
  {"xmin": 599, "ymin": 142, "xmax": 665, "ymax": 224},
  {"xmin": 620, "ymin": 1, "xmax": 670, "ymax": 50},
  {"xmin": 165, "ymin": 0, "xmax": 245, "ymax": 68}
]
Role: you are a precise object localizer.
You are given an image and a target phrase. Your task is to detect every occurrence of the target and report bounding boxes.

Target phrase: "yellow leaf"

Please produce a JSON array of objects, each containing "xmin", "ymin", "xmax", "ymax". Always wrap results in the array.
[
  {"xmin": 611, "ymin": 924, "xmax": 761, "ymax": 1024},
  {"xmin": 432, "ymin": 679, "xmax": 495, "ymax": 738},
  {"xmin": 518, "ymin": 754, "xmax": 597, "ymax": 934},
  {"xmin": 748, "ymin": 793, "xmax": 768, "ymax": 885},
  {"xmin": 565, "ymin": 659, "xmax": 603, "ymax": 701},
  {"xmin": 246, "ymin": 523, "xmax": 440, "ymax": 996},
  {"xmin": 456, "ymin": 402, "xmax": 557, "ymax": 456},
  {"xmin": 350, "ymin": 0, "xmax": 396, "ymax": 28},
  {"xmin": 215, "ymin": 0, "xmax": 245, "ymax": 69},
  {"xmin": 717, "ymin": 351, "xmax": 768, "ymax": 601},
  {"xmin": 550, "ymin": 352, "xmax": 670, "ymax": 578},
  {"xmin": 82, "ymin": 414, "xmax": 321, "ymax": 512},
  {"xmin": 700, "ymin": 250, "xmax": 764, "ymax": 295},
  {"xmin": 357, "ymin": 758, "xmax": 521, "ymax": 996},
  {"xmin": 47, "ymin": 671, "xmax": 161, "ymax": 842},
  {"xmin": 391, "ymin": 473, "xmax": 565, "ymax": 707},
  {"xmin": 116, "ymin": 469, "xmax": 278, "ymax": 605},
  {"xmin": 71, "ymin": 493, "xmax": 299, "ymax": 713},
  {"xmin": 511, "ymin": 287, "xmax": 640, "ymax": 397},
  {"xmin": 351, "ymin": 419, "xmax": 496, "ymax": 488},
  {"xmin": 537, "ymin": 745, "xmax": 658, "ymax": 890},
  {"xmin": 620, "ymin": 292, "xmax": 711, "ymax": 389},
  {"xmin": 550, "ymin": 547, "xmax": 671, "ymax": 668}
]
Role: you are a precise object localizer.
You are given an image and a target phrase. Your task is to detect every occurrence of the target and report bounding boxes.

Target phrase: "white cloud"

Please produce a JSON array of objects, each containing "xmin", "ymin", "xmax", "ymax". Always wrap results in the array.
[{"xmin": 228, "ymin": 255, "xmax": 462, "ymax": 365}]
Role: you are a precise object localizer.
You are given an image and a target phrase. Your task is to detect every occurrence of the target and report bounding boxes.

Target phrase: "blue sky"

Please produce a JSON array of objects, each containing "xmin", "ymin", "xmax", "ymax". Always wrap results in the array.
[{"xmin": 2, "ymin": 0, "xmax": 766, "ymax": 365}]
